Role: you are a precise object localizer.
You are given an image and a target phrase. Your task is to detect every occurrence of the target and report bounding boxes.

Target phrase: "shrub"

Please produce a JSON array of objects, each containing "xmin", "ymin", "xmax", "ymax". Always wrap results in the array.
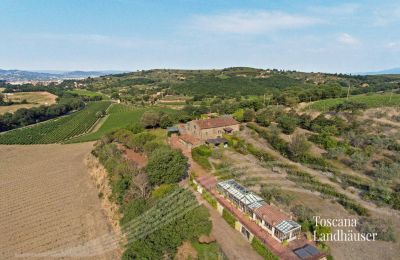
[
  {"xmin": 357, "ymin": 217, "xmax": 396, "ymax": 242},
  {"xmin": 120, "ymin": 198, "xmax": 149, "ymax": 226},
  {"xmin": 159, "ymin": 114, "xmax": 173, "ymax": 128},
  {"xmin": 247, "ymin": 143, "xmax": 275, "ymax": 162},
  {"xmin": 251, "ymin": 238, "xmax": 279, "ymax": 260},
  {"xmin": 349, "ymin": 151, "xmax": 368, "ymax": 170},
  {"xmin": 222, "ymin": 208, "xmax": 236, "ymax": 228},
  {"xmin": 288, "ymin": 134, "xmax": 311, "ymax": 159},
  {"xmin": 331, "ymin": 101, "xmax": 367, "ymax": 112},
  {"xmin": 192, "ymin": 145, "xmax": 212, "ymax": 170},
  {"xmin": 128, "ymin": 132, "xmax": 156, "ymax": 152},
  {"xmin": 144, "ymin": 141, "xmax": 167, "ymax": 156},
  {"xmin": 233, "ymin": 108, "xmax": 244, "ymax": 122},
  {"xmin": 291, "ymin": 205, "xmax": 315, "ymax": 222},
  {"xmin": 260, "ymin": 185, "xmax": 294, "ymax": 206},
  {"xmin": 151, "ymin": 183, "xmax": 179, "ymax": 199},
  {"xmin": 277, "ymin": 114, "xmax": 298, "ymax": 134},
  {"xmin": 255, "ymin": 109, "xmax": 273, "ymax": 127},
  {"xmin": 147, "ymin": 147, "xmax": 188, "ymax": 185},
  {"xmin": 126, "ymin": 123, "xmax": 144, "ymax": 134},
  {"xmin": 309, "ymin": 132, "xmax": 338, "ymax": 150},
  {"xmin": 243, "ymin": 109, "xmax": 255, "ymax": 122},
  {"xmin": 141, "ymin": 111, "xmax": 160, "ymax": 128},
  {"xmin": 202, "ymin": 190, "xmax": 217, "ymax": 208}
]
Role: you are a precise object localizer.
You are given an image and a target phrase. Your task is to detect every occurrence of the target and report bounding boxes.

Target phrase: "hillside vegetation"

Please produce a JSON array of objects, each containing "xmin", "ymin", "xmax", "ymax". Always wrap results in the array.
[{"xmin": 307, "ymin": 93, "xmax": 400, "ymax": 111}]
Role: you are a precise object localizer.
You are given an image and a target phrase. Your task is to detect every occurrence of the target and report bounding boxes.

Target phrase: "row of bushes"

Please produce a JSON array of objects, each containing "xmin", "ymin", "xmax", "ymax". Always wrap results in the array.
[
  {"xmin": 222, "ymin": 208, "xmax": 236, "ymax": 228},
  {"xmin": 201, "ymin": 190, "xmax": 217, "ymax": 209},
  {"xmin": 250, "ymin": 122, "xmax": 400, "ymax": 211},
  {"xmin": 251, "ymin": 238, "xmax": 279, "ymax": 260},
  {"xmin": 286, "ymin": 169, "xmax": 369, "ymax": 216},
  {"xmin": 247, "ymin": 122, "xmax": 333, "ymax": 170},
  {"xmin": 225, "ymin": 134, "xmax": 276, "ymax": 164}
]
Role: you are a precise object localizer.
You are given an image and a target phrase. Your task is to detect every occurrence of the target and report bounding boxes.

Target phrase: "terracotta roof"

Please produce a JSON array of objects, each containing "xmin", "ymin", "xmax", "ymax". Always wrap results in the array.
[
  {"xmin": 179, "ymin": 133, "xmax": 201, "ymax": 145},
  {"xmin": 254, "ymin": 204, "xmax": 289, "ymax": 226},
  {"xmin": 193, "ymin": 117, "xmax": 239, "ymax": 129}
]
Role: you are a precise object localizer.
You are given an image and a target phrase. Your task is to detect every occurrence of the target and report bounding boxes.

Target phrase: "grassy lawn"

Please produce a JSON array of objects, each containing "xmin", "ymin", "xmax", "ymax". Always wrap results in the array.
[
  {"xmin": 307, "ymin": 93, "xmax": 400, "ymax": 111},
  {"xmin": 67, "ymin": 89, "xmax": 109, "ymax": 99},
  {"xmin": 192, "ymin": 241, "xmax": 225, "ymax": 260}
]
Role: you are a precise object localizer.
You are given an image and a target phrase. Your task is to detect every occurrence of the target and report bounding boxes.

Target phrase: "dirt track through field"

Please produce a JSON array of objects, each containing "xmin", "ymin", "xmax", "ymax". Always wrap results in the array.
[{"xmin": 0, "ymin": 143, "xmax": 120, "ymax": 259}]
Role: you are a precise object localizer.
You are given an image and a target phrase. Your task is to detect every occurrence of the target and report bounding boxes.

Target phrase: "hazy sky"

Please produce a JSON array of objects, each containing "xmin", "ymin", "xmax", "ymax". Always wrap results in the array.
[{"xmin": 1, "ymin": 0, "xmax": 399, "ymax": 73}]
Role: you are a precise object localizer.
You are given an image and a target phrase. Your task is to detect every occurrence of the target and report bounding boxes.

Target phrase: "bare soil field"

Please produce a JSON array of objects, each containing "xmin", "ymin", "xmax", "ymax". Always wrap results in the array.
[
  {"xmin": 0, "ymin": 143, "xmax": 120, "ymax": 259},
  {"xmin": 0, "ymin": 91, "xmax": 57, "ymax": 114}
]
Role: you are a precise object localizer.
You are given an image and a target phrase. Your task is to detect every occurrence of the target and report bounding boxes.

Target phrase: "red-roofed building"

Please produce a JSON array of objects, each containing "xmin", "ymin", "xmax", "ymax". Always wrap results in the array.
[
  {"xmin": 186, "ymin": 117, "xmax": 240, "ymax": 140},
  {"xmin": 253, "ymin": 204, "xmax": 301, "ymax": 242},
  {"xmin": 178, "ymin": 133, "xmax": 202, "ymax": 149}
]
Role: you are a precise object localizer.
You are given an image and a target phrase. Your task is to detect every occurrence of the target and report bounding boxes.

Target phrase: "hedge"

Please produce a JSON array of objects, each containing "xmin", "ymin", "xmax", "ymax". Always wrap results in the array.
[
  {"xmin": 251, "ymin": 238, "xmax": 279, "ymax": 260},
  {"xmin": 202, "ymin": 190, "xmax": 218, "ymax": 209},
  {"xmin": 222, "ymin": 208, "xmax": 236, "ymax": 228}
]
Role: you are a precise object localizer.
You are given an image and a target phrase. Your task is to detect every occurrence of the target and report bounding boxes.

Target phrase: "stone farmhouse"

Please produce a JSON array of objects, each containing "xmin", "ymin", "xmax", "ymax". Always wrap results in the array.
[
  {"xmin": 186, "ymin": 117, "xmax": 240, "ymax": 140},
  {"xmin": 175, "ymin": 116, "xmax": 240, "ymax": 149}
]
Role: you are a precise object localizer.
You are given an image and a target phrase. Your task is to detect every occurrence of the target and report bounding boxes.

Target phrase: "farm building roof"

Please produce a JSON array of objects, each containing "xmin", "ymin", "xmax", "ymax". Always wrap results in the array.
[
  {"xmin": 179, "ymin": 133, "xmax": 201, "ymax": 145},
  {"xmin": 253, "ymin": 204, "xmax": 289, "ymax": 226},
  {"xmin": 193, "ymin": 117, "xmax": 239, "ymax": 130},
  {"xmin": 217, "ymin": 179, "xmax": 264, "ymax": 209}
]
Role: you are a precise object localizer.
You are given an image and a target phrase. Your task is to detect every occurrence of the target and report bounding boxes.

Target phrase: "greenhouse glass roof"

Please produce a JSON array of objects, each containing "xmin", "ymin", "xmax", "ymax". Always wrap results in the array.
[
  {"xmin": 217, "ymin": 179, "xmax": 264, "ymax": 208},
  {"xmin": 275, "ymin": 220, "xmax": 301, "ymax": 234}
]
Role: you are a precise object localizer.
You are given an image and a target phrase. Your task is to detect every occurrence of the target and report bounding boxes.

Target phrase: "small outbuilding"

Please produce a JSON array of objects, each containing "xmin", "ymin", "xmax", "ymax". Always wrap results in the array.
[{"xmin": 205, "ymin": 137, "xmax": 228, "ymax": 147}]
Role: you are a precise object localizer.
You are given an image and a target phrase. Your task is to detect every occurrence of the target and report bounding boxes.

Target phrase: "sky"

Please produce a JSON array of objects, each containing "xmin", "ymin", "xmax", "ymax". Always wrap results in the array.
[{"xmin": 0, "ymin": 0, "xmax": 399, "ymax": 73}]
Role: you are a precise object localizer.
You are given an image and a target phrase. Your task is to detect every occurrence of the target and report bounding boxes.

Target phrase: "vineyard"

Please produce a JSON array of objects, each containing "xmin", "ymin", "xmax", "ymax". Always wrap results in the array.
[
  {"xmin": 69, "ymin": 104, "xmax": 147, "ymax": 142},
  {"xmin": 0, "ymin": 101, "xmax": 111, "ymax": 144},
  {"xmin": 70, "ymin": 104, "xmax": 183, "ymax": 143},
  {"xmin": 307, "ymin": 93, "xmax": 400, "ymax": 111}
]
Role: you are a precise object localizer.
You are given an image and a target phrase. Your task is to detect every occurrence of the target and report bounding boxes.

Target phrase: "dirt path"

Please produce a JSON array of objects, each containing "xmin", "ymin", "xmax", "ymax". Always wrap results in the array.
[{"xmin": 0, "ymin": 143, "xmax": 120, "ymax": 259}]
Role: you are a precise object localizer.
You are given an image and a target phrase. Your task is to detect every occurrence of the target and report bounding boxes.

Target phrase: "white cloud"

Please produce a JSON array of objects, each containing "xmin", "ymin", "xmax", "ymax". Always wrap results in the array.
[
  {"xmin": 337, "ymin": 33, "xmax": 359, "ymax": 45},
  {"xmin": 190, "ymin": 10, "xmax": 321, "ymax": 34},
  {"xmin": 386, "ymin": 41, "xmax": 400, "ymax": 50}
]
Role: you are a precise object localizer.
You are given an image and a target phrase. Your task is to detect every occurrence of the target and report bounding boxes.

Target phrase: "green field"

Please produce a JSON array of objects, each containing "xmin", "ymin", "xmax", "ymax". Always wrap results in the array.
[
  {"xmin": 0, "ymin": 101, "xmax": 111, "ymax": 144},
  {"xmin": 69, "ymin": 104, "xmax": 181, "ymax": 142},
  {"xmin": 67, "ymin": 89, "xmax": 109, "ymax": 99},
  {"xmin": 69, "ymin": 104, "xmax": 147, "ymax": 142},
  {"xmin": 307, "ymin": 93, "xmax": 400, "ymax": 111}
]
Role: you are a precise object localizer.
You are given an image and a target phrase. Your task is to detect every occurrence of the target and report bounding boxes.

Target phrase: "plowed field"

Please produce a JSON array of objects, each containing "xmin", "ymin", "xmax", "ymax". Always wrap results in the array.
[{"xmin": 0, "ymin": 143, "xmax": 120, "ymax": 259}]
